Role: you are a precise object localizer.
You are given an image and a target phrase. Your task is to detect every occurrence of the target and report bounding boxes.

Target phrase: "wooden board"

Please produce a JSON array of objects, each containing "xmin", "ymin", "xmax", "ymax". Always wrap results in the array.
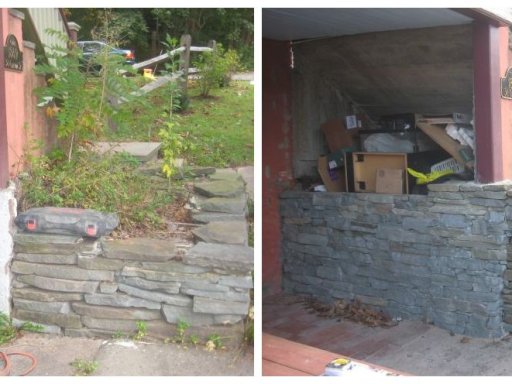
[
  {"xmin": 262, "ymin": 333, "xmax": 407, "ymax": 377},
  {"xmin": 416, "ymin": 122, "xmax": 468, "ymax": 166}
]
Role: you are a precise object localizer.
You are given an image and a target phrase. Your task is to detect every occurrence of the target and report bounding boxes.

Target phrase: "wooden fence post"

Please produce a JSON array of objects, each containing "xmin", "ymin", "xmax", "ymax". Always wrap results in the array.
[{"xmin": 179, "ymin": 34, "xmax": 192, "ymax": 98}]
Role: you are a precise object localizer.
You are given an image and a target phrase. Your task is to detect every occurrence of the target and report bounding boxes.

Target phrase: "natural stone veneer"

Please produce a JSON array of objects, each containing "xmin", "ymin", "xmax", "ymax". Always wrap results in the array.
[
  {"xmin": 11, "ymin": 234, "xmax": 253, "ymax": 337},
  {"xmin": 279, "ymin": 181, "xmax": 512, "ymax": 339}
]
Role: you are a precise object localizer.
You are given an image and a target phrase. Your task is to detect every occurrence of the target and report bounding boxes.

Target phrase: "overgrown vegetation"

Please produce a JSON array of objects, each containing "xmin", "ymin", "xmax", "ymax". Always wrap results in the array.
[
  {"xmin": 20, "ymin": 151, "xmax": 171, "ymax": 234},
  {"xmin": 0, "ymin": 313, "xmax": 45, "ymax": 346},
  {"xmin": 133, "ymin": 320, "xmax": 148, "ymax": 341},
  {"xmin": 70, "ymin": 359, "xmax": 99, "ymax": 376}
]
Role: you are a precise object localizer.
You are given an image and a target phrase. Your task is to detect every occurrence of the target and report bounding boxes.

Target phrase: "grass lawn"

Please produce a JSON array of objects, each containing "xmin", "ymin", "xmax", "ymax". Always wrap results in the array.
[{"xmin": 105, "ymin": 80, "xmax": 254, "ymax": 168}]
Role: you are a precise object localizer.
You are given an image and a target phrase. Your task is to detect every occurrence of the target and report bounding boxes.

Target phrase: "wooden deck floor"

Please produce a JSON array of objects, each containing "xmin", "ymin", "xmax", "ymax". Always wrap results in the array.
[{"xmin": 263, "ymin": 333, "xmax": 405, "ymax": 376}]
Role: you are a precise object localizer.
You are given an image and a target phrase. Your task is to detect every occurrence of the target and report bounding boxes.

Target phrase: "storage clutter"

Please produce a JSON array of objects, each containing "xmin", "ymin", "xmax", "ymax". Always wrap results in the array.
[{"xmin": 316, "ymin": 113, "xmax": 474, "ymax": 194}]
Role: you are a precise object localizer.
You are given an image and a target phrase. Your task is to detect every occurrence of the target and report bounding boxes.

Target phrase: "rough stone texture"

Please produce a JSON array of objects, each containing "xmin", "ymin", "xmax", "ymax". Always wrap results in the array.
[
  {"xmin": 193, "ymin": 297, "xmax": 250, "ymax": 315},
  {"xmin": 11, "ymin": 227, "xmax": 251, "ymax": 337},
  {"xmin": 118, "ymin": 283, "xmax": 192, "ymax": 306},
  {"xmin": 195, "ymin": 196, "xmax": 247, "ymax": 214},
  {"xmin": 18, "ymin": 275, "xmax": 99, "ymax": 293},
  {"xmin": 14, "ymin": 233, "xmax": 85, "ymax": 254},
  {"xmin": 192, "ymin": 212, "xmax": 246, "ymax": 224},
  {"xmin": 13, "ymin": 298, "xmax": 71, "ymax": 314},
  {"xmin": 121, "ymin": 266, "xmax": 218, "ymax": 283},
  {"xmin": 280, "ymin": 188, "xmax": 512, "ymax": 339},
  {"xmin": 192, "ymin": 221, "xmax": 248, "ymax": 245},
  {"xmin": 84, "ymin": 293, "xmax": 161, "ymax": 310},
  {"xmin": 72, "ymin": 302, "xmax": 161, "ymax": 320},
  {"xmin": 119, "ymin": 276, "xmax": 180, "ymax": 294},
  {"xmin": 11, "ymin": 318, "xmax": 62, "ymax": 335},
  {"xmin": 12, "ymin": 261, "xmax": 114, "ymax": 281},
  {"xmin": 101, "ymin": 237, "xmax": 176, "ymax": 261},
  {"xmin": 193, "ymin": 179, "xmax": 245, "ymax": 198},
  {"xmin": 14, "ymin": 309, "xmax": 82, "ymax": 328},
  {"xmin": 185, "ymin": 242, "xmax": 253, "ymax": 273},
  {"xmin": 16, "ymin": 253, "xmax": 77, "ymax": 265},
  {"xmin": 161, "ymin": 304, "xmax": 215, "ymax": 326},
  {"xmin": 11, "ymin": 288, "xmax": 83, "ymax": 302}
]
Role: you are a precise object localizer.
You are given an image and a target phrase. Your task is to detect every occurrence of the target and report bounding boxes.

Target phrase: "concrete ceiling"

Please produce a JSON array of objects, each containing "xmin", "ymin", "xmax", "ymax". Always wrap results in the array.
[{"xmin": 263, "ymin": 8, "xmax": 475, "ymax": 41}]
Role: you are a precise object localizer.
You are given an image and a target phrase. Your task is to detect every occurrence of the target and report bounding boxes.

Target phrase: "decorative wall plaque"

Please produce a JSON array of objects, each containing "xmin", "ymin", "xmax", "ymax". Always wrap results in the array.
[
  {"xmin": 4, "ymin": 34, "xmax": 23, "ymax": 71},
  {"xmin": 501, "ymin": 67, "xmax": 512, "ymax": 100}
]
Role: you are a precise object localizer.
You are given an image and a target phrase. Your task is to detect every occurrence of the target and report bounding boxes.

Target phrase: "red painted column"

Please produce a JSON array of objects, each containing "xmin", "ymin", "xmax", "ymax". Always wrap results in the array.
[
  {"xmin": 0, "ymin": 9, "xmax": 9, "ymax": 187},
  {"xmin": 473, "ymin": 21, "xmax": 512, "ymax": 182},
  {"xmin": 262, "ymin": 39, "xmax": 294, "ymax": 295}
]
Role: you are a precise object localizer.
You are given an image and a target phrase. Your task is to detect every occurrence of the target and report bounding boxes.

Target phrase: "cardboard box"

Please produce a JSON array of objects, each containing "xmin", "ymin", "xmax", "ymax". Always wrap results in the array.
[
  {"xmin": 318, "ymin": 156, "xmax": 345, "ymax": 192},
  {"xmin": 376, "ymin": 169, "xmax": 404, "ymax": 194},
  {"xmin": 350, "ymin": 152, "xmax": 408, "ymax": 194},
  {"xmin": 320, "ymin": 118, "xmax": 358, "ymax": 153}
]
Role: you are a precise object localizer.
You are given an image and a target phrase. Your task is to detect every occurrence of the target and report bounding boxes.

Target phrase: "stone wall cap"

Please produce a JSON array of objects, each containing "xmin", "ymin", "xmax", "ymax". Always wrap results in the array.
[{"xmin": 67, "ymin": 22, "xmax": 81, "ymax": 31}]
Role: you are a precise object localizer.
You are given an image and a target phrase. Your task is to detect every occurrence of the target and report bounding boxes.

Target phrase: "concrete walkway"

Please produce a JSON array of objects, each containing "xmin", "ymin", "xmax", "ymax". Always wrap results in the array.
[{"xmin": 3, "ymin": 333, "xmax": 252, "ymax": 376}]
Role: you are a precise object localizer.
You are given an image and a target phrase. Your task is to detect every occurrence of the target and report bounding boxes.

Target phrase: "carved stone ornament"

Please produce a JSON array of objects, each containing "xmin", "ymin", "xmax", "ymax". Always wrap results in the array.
[{"xmin": 4, "ymin": 34, "xmax": 23, "ymax": 71}]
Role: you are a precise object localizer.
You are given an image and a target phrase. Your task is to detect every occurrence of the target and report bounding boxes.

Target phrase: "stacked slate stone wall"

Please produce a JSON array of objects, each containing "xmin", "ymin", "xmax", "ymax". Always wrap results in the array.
[
  {"xmin": 280, "ymin": 181, "xmax": 512, "ymax": 338},
  {"xmin": 10, "ymin": 234, "xmax": 253, "ymax": 338}
]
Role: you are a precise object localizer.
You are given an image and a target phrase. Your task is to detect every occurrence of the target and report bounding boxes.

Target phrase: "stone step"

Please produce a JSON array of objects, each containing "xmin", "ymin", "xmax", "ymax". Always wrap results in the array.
[
  {"xmin": 191, "ymin": 212, "xmax": 246, "ymax": 224},
  {"xmin": 193, "ymin": 195, "xmax": 247, "ymax": 215},
  {"xmin": 93, "ymin": 142, "xmax": 161, "ymax": 162},
  {"xmin": 193, "ymin": 179, "xmax": 245, "ymax": 198},
  {"xmin": 192, "ymin": 221, "xmax": 248, "ymax": 245},
  {"xmin": 184, "ymin": 242, "xmax": 253, "ymax": 274}
]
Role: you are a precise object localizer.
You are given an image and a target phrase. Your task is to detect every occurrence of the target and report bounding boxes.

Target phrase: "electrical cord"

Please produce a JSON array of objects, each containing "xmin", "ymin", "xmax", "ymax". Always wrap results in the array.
[{"xmin": 0, "ymin": 351, "xmax": 37, "ymax": 376}]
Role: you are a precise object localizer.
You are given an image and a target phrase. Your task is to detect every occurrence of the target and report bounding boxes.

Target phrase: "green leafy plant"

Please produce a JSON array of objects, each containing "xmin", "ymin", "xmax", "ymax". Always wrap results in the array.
[
  {"xmin": 207, "ymin": 333, "xmax": 224, "ymax": 350},
  {"xmin": 70, "ymin": 359, "xmax": 98, "ymax": 376},
  {"xmin": 194, "ymin": 44, "xmax": 241, "ymax": 97},
  {"xmin": 112, "ymin": 330, "xmax": 126, "ymax": 339},
  {"xmin": 243, "ymin": 306, "xmax": 254, "ymax": 346},
  {"xmin": 133, "ymin": 320, "xmax": 147, "ymax": 341},
  {"xmin": 0, "ymin": 313, "xmax": 17, "ymax": 345},
  {"xmin": 189, "ymin": 334, "xmax": 200, "ymax": 346},
  {"xmin": 19, "ymin": 322, "xmax": 44, "ymax": 333},
  {"xmin": 175, "ymin": 319, "xmax": 191, "ymax": 344},
  {"xmin": 34, "ymin": 29, "xmax": 143, "ymax": 162},
  {"xmin": 159, "ymin": 118, "xmax": 188, "ymax": 179}
]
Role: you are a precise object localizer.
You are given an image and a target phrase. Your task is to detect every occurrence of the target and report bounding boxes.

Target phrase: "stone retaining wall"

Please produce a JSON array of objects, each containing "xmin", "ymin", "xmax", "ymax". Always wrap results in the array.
[
  {"xmin": 280, "ymin": 181, "xmax": 512, "ymax": 338},
  {"xmin": 11, "ymin": 234, "xmax": 253, "ymax": 338}
]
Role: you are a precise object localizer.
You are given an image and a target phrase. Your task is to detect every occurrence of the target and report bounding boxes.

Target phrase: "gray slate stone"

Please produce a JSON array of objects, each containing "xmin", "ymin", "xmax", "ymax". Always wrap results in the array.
[
  {"xmin": 208, "ymin": 168, "xmax": 243, "ymax": 182},
  {"xmin": 193, "ymin": 179, "xmax": 245, "ymax": 198},
  {"xmin": 181, "ymin": 281, "xmax": 228, "ymax": 292},
  {"xmin": 13, "ymin": 298, "xmax": 71, "ymax": 314},
  {"xmin": 193, "ymin": 296, "xmax": 250, "ymax": 315},
  {"xmin": 81, "ymin": 316, "xmax": 141, "ymax": 332},
  {"xmin": 18, "ymin": 275, "xmax": 99, "ymax": 293},
  {"xmin": 184, "ymin": 242, "xmax": 253, "ymax": 273},
  {"xmin": 101, "ymin": 237, "xmax": 176, "ymax": 261},
  {"xmin": 84, "ymin": 293, "xmax": 161, "ymax": 310},
  {"xmin": 14, "ymin": 308, "xmax": 82, "ymax": 328},
  {"xmin": 14, "ymin": 233, "xmax": 85, "ymax": 254},
  {"xmin": 12, "ymin": 318, "xmax": 62, "ymax": 335},
  {"xmin": 72, "ymin": 302, "xmax": 161, "ymax": 320},
  {"xmin": 11, "ymin": 288, "xmax": 83, "ymax": 302},
  {"xmin": 192, "ymin": 220, "xmax": 247, "ymax": 245},
  {"xmin": 119, "ymin": 276, "xmax": 180, "ymax": 294},
  {"xmin": 161, "ymin": 304, "xmax": 215, "ymax": 326},
  {"xmin": 12, "ymin": 261, "xmax": 114, "ymax": 281},
  {"xmin": 118, "ymin": 283, "xmax": 191, "ymax": 306},
  {"xmin": 99, "ymin": 282, "xmax": 118, "ymax": 294},
  {"xmin": 181, "ymin": 288, "xmax": 249, "ymax": 302},
  {"xmin": 192, "ymin": 212, "xmax": 246, "ymax": 224},
  {"xmin": 195, "ymin": 196, "xmax": 247, "ymax": 214},
  {"xmin": 218, "ymin": 275, "xmax": 253, "ymax": 289},
  {"xmin": 16, "ymin": 253, "xmax": 77, "ymax": 265},
  {"xmin": 77, "ymin": 256, "xmax": 128, "ymax": 271},
  {"xmin": 139, "ymin": 261, "xmax": 209, "ymax": 274},
  {"xmin": 121, "ymin": 266, "xmax": 218, "ymax": 283},
  {"xmin": 65, "ymin": 328, "xmax": 116, "ymax": 339}
]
